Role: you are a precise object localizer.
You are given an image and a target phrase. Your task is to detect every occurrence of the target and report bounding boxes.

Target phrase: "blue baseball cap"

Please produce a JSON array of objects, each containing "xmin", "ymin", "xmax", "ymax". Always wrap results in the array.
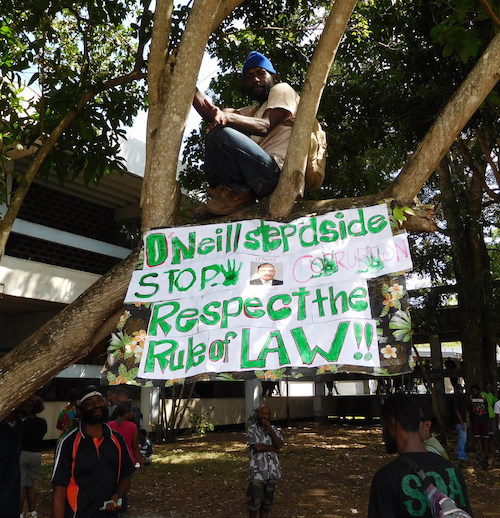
[{"xmin": 242, "ymin": 51, "xmax": 276, "ymax": 80}]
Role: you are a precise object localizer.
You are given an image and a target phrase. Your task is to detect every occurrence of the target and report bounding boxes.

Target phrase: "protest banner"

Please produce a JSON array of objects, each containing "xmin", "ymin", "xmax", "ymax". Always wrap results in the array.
[{"xmin": 102, "ymin": 204, "xmax": 414, "ymax": 386}]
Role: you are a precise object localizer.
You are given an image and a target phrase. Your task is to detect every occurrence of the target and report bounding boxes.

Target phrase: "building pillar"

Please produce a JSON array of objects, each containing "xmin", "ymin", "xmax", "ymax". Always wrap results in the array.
[
  {"xmin": 313, "ymin": 380, "xmax": 325, "ymax": 420},
  {"xmin": 245, "ymin": 378, "xmax": 262, "ymax": 429},
  {"xmin": 140, "ymin": 386, "xmax": 160, "ymax": 431}
]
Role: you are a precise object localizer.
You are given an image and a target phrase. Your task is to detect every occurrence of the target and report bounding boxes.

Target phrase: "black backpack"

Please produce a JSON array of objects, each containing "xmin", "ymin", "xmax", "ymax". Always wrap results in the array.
[{"xmin": 400, "ymin": 455, "xmax": 472, "ymax": 518}]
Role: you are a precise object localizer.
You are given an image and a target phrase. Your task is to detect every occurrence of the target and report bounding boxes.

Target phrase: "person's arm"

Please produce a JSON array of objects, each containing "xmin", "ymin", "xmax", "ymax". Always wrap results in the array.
[
  {"xmin": 52, "ymin": 438, "xmax": 73, "ymax": 517},
  {"xmin": 52, "ymin": 486, "xmax": 67, "ymax": 518},
  {"xmin": 193, "ymin": 88, "xmax": 221, "ymax": 122},
  {"xmin": 252, "ymin": 420, "xmax": 284, "ymax": 452},
  {"xmin": 211, "ymin": 105, "xmax": 291, "ymax": 137},
  {"xmin": 106, "ymin": 477, "xmax": 131, "ymax": 511},
  {"xmin": 131, "ymin": 425, "xmax": 144, "ymax": 472},
  {"xmin": 193, "ymin": 87, "xmax": 291, "ymax": 136}
]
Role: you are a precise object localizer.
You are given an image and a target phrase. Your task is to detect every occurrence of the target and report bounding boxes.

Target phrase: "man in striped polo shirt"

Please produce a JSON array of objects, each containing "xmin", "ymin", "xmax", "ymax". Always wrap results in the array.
[{"xmin": 52, "ymin": 386, "xmax": 135, "ymax": 518}]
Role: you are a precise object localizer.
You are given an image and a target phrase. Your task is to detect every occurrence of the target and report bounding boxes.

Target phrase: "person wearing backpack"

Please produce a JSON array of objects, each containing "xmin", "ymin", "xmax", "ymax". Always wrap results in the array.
[
  {"xmin": 192, "ymin": 51, "xmax": 302, "ymax": 216},
  {"xmin": 368, "ymin": 393, "xmax": 473, "ymax": 518}
]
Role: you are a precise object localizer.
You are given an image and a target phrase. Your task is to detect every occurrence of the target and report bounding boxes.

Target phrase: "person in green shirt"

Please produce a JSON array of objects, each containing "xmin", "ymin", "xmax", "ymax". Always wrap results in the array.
[{"xmin": 481, "ymin": 382, "xmax": 498, "ymax": 440}]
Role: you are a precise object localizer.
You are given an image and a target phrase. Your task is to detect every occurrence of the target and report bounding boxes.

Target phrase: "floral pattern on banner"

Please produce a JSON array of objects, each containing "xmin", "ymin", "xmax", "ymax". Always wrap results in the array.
[{"xmin": 101, "ymin": 274, "xmax": 413, "ymax": 386}]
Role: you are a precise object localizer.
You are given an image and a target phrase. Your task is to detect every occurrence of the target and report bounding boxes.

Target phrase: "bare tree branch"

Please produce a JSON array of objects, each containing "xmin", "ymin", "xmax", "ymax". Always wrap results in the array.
[
  {"xmin": 458, "ymin": 138, "xmax": 500, "ymax": 202},
  {"xmin": 477, "ymin": 127, "xmax": 500, "ymax": 186}
]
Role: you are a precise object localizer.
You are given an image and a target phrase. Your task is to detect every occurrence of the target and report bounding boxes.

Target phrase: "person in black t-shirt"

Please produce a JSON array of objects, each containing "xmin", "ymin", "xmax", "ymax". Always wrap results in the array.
[
  {"xmin": 20, "ymin": 396, "xmax": 47, "ymax": 518},
  {"xmin": 368, "ymin": 393, "xmax": 473, "ymax": 518},
  {"xmin": 469, "ymin": 384, "xmax": 490, "ymax": 461},
  {"xmin": 0, "ymin": 398, "xmax": 33, "ymax": 518}
]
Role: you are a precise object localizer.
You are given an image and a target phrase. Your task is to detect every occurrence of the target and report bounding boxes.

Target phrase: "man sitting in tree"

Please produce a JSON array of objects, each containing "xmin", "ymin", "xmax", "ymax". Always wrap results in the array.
[{"xmin": 193, "ymin": 51, "xmax": 299, "ymax": 216}]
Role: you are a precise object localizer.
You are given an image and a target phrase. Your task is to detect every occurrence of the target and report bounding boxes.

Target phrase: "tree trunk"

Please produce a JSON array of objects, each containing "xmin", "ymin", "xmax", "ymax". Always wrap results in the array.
[
  {"xmin": 438, "ymin": 159, "xmax": 497, "ymax": 389},
  {"xmin": 269, "ymin": 0, "xmax": 358, "ymax": 219},
  {"xmin": 0, "ymin": 4, "xmax": 498, "ymax": 420},
  {"xmin": 0, "ymin": 248, "xmax": 140, "ymax": 417},
  {"xmin": 429, "ymin": 334, "xmax": 447, "ymax": 441},
  {"xmin": 0, "ymin": 0, "xmax": 244, "ymax": 419},
  {"xmin": 141, "ymin": 0, "xmax": 245, "ymax": 231}
]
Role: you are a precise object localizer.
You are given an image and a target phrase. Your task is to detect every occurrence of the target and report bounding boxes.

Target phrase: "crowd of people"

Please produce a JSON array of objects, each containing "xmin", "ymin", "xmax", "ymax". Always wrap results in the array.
[{"xmin": 2, "ymin": 379, "xmax": 500, "ymax": 518}]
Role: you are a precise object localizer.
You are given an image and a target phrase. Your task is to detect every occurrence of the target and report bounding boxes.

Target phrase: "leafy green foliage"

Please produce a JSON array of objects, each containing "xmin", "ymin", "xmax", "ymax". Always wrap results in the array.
[
  {"xmin": 0, "ymin": 0, "xmax": 151, "ymax": 203},
  {"xmin": 430, "ymin": 0, "xmax": 494, "ymax": 63},
  {"xmin": 181, "ymin": 0, "xmax": 497, "ymax": 201},
  {"xmin": 189, "ymin": 408, "xmax": 215, "ymax": 436}
]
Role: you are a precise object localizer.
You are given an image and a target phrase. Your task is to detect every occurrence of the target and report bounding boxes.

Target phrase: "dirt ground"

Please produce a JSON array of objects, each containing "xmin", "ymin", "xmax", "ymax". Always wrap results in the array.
[{"xmin": 36, "ymin": 421, "xmax": 499, "ymax": 517}]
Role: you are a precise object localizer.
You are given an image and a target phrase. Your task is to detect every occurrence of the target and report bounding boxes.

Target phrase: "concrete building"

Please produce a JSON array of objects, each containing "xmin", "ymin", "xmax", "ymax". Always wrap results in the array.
[{"xmin": 1, "ymin": 155, "xmax": 142, "ymax": 437}]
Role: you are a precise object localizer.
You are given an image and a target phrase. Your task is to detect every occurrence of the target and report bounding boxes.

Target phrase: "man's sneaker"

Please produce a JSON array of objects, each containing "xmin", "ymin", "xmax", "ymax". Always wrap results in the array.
[{"xmin": 205, "ymin": 186, "xmax": 255, "ymax": 215}]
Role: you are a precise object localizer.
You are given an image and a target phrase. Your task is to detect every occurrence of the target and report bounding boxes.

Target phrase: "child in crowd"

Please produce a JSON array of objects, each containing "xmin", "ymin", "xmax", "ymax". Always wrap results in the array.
[{"xmin": 138, "ymin": 428, "xmax": 153, "ymax": 466}]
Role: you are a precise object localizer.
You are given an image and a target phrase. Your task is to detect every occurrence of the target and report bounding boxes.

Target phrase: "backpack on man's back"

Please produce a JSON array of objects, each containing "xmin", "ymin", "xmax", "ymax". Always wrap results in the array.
[{"xmin": 304, "ymin": 119, "xmax": 327, "ymax": 191}]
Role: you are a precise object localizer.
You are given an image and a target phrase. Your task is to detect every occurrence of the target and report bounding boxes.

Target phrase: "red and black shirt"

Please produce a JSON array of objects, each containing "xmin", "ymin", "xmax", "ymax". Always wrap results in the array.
[{"xmin": 52, "ymin": 423, "xmax": 135, "ymax": 518}]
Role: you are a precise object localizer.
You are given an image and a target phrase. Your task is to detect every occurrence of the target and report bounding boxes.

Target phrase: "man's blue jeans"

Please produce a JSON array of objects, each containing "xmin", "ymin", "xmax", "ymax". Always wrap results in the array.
[
  {"xmin": 455, "ymin": 423, "xmax": 467, "ymax": 460},
  {"xmin": 204, "ymin": 126, "xmax": 280, "ymax": 198}
]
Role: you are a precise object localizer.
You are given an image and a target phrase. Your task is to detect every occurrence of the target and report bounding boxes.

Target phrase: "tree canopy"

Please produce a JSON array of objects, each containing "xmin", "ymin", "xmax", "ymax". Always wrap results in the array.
[{"xmin": 0, "ymin": 0, "xmax": 151, "ymax": 253}]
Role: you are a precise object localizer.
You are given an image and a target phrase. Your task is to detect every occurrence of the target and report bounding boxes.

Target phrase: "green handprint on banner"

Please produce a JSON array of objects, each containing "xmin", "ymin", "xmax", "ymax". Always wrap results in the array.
[
  {"xmin": 357, "ymin": 252, "xmax": 384, "ymax": 274},
  {"xmin": 220, "ymin": 259, "xmax": 243, "ymax": 286},
  {"xmin": 313, "ymin": 254, "xmax": 338, "ymax": 278}
]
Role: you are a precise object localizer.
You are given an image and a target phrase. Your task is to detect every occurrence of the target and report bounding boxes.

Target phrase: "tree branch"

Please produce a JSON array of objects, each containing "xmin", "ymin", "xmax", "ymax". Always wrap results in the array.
[
  {"xmin": 476, "ymin": 127, "xmax": 500, "ymax": 186},
  {"xmin": 457, "ymin": 138, "xmax": 500, "ymax": 202},
  {"xmin": 269, "ymin": 0, "xmax": 358, "ymax": 219},
  {"xmin": 479, "ymin": 0, "xmax": 500, "ymax": 26},
  {"xmin": 144, "ymin": 0, "xmax": 174, "ymax": 189},
  {"xmin": 211, "ymin": 0, "xmax": 246, "ymax": 32},
  {"xmin": 141, "ymin": 0, "xmax": 245, "ymax": 232},
  {"xmin": 382, "ymin": 31, "xmax": 500, "ymax": 206},
  {"xmin": 134, "ymin": 0, "xmax": 153, "ymax": 70},
  {"xmin": 197, "ymin": 192, "xmax": 436, "ymax": 233},
  {"xmin": 0, "ymin": 247, "xmax": 140, "ymax": 419}
]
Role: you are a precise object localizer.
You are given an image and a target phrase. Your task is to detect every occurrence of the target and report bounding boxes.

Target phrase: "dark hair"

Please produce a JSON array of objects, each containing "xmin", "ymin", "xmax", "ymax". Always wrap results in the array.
[
  {"xmin": 257, "ymin": 263, "xmax": 275, "ymax": 271},
  {"xmin": 139, "ymin": 428, "xmax": 147, "ymax": 436},
  {"xmin": 381, "ymin": 393, "xmax": 421, "ymax": 433},
  {"xmin": 470, "ymin": 384, "xmax": 480, "ymax": 391},
  {"xmin": 116, "ymin": 400, "xmax": 132, "ymax": 417},
  {"xmin": 32, "ymin": 396, "xmax": 45, "ymax": 415},
  {"xmin": 111, "ymin": 386, "xmax": 129, "ymax": 396}
]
